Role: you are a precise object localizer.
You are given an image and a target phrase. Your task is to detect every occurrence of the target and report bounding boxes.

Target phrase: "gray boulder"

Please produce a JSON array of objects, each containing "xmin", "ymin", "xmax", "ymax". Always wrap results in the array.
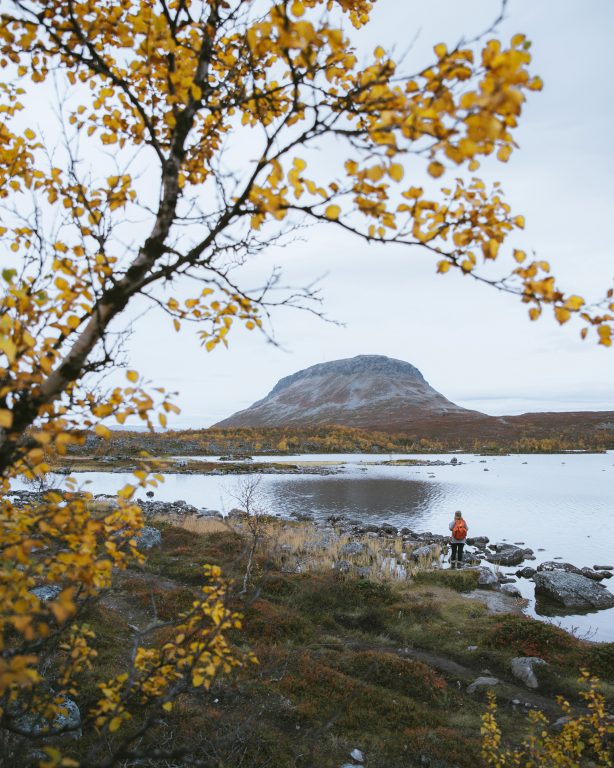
[
  {"xmin": 534, "ymin": 571, "xmax": 614, "ymax": 610},
  {"xmin": 135, "ymin": 525, "xmax": 162, "ymax": 551},
  {"xmin": 350, "ymin": 748, "xmax": 364, "ymax": 763},
  {"xmin": 594, "ymin": 565, "xmax": 613, "ymax": 571},
  {"xmin": 537, "ymin": 561, "xmax": 581, "ymax": 575},
  {"xmin": 467, "ymin": 676, "xmax": 499, "ymax": 695},
  {"xmin": 510, "ymin": 657, "xmax": 547, "ymax": 689}
]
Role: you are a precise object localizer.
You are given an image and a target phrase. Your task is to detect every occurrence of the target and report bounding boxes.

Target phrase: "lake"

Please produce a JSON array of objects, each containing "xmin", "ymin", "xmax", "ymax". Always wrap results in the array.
[{"xmin": 28, "ymin": 452, "xmax": 614, "ymax": 641}]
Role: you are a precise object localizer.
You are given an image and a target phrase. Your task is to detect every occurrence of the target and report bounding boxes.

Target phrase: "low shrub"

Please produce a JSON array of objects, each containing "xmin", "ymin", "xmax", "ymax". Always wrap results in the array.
[{"xmin": 334, "ymin": 650, "xmax": 447, "ymax": 702}]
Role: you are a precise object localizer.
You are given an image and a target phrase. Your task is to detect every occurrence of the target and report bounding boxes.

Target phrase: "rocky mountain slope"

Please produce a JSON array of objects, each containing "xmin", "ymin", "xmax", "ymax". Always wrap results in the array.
[{"xmin": 214, "ymin": 355, "xmax": 492, "ymax": 431}]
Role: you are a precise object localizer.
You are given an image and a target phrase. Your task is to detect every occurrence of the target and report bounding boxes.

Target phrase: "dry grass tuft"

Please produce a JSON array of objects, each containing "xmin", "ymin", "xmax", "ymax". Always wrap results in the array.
[{"xmin": 162, "ymin": 512, "xmax": 442, "ymax": 583}]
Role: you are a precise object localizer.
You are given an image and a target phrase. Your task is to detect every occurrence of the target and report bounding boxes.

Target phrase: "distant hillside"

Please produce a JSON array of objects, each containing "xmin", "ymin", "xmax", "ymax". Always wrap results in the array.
[{"xmin": 214, "ymin": 355, "xmax": 494, "ymax": 431}]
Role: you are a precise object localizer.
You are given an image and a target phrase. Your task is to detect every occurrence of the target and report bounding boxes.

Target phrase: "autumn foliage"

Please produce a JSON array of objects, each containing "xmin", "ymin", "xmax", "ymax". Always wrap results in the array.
[
  {"xmin": 0, "ymin": 0, "xmax": 612, "ymax": 765},
  {"xmin": 482, "ymin": 672, "xmax": 613, "ymax": 767}
]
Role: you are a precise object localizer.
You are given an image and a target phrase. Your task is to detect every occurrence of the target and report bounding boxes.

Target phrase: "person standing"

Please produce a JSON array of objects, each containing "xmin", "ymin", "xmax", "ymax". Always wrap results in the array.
[{"xmin": 449, "ymin": 510, "xmax": 468, "ymax": 568}]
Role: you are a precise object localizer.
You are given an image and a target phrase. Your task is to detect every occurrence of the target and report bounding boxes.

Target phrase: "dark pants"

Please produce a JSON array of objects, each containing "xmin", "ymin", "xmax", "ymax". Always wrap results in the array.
[{"xmin": 450, "ymin": 543, "xmax": 464, "ymax": 566}]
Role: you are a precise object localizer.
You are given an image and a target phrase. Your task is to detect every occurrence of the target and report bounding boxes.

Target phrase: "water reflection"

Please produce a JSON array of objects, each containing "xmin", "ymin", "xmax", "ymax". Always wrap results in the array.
[{"xmin": 260, "ymin": 476, "xmax": 444, "ymax": 524}]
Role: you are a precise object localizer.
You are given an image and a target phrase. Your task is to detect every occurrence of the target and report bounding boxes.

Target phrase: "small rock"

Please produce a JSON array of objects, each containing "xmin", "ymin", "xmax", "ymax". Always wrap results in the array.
[
  {"xmin": 516, "ymin": 567, "xmax": 536, "ymax": 579},
  {"xmin": 135, "ymin": 525, "xmax": 162, "ymax": 551},
  {"xmin": 340, "ymin": 542, "xmax": 366, "ymax": 557},
  {"xmin": 411, "ymin": 543, "xmax": 439, "ymax": 561},
  {"xmin": 332, "ymin": 560, "xmax": 351, "ymax": 574},
  {"xmin": 467, "ymin": 565, "xmax": 499, "ymax": 589},
  {"xmin": 551, "ymin": 716, "xmax": 572, "ymax": 733},
  {"xmin": 594, "ymin": 565, "xmax": 614, "ymax": 571},
  {"xmin": 31, "ymin": 585, "xmax": 62, "ymax": 602},
  {"xmin": 380, "ymin": 523, "xmax": 398, "ymax": 535},
  {"xmin": 510, "ymin": 657, "xmax": 547, "ymax": 689},
  {"xmin": 350, "ymin": 748, "xmax": 364, "ymax": 763},
  {"xmin": 197, "ymin": 509, "xmax": 223, "ymax": 519},
  {"xmin": 360, "ymin": 524, "xmax": 380, "ymax": 534},
  {"xmin": 9, "ymin": 695, "xmax": 81, "ymax": 737},
  {"xmin": 501, "ymin": 583, "xmax": 522, "ymax": 598},
  {"xmin": 581, "ymin": 567, "xmax": 605, "ymax": 582},
  {"xmin": 467, "ymin": 676, "xmax": 499, "ymax": 695},
  {"xmin": 467, "ymin": 645, "xmax": 478, "ymax": 652},
  {"xmin": 486, "ymin": 544, "xmax": 526, "ymax": 566}
]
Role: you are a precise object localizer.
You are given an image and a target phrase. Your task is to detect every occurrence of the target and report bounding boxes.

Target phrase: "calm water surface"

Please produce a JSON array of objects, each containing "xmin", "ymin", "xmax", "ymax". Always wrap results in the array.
[{"xmin": 32, "ymin": 452, "xmax": 614, "ymax": 641}]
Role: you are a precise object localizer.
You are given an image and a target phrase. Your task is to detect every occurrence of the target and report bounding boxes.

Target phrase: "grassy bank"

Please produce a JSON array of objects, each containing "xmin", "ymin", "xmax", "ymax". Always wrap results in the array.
[
  {"xmin": 58, "ymin": 515, "xmax": 613, "ymax": 767},
  {"xmin": 48, "ymin": 456, "xmax": 335, "ymax": 475}
]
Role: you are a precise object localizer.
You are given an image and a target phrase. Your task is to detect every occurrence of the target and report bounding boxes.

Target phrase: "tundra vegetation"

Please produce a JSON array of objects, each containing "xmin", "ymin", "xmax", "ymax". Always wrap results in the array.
[{"xmin": 0, "ymin": 0, "xmax": 612, "ymax": 766}]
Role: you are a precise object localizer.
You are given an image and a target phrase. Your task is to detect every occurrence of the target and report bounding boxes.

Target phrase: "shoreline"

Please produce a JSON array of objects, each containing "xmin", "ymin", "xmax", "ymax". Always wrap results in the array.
[{"xmin": 10, "ymin": 487, "xmax": 614, "ymax": 642}]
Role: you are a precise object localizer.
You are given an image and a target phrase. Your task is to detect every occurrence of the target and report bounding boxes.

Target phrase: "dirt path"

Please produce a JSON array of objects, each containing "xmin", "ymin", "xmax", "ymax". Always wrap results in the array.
[{"xmin": 343, "ymin": 639, "xmax": 562, "ymax": 714}]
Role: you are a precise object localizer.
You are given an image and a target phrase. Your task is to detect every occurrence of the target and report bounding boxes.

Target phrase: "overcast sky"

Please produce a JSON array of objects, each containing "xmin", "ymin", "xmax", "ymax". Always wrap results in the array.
[{"xmin": 117, "ymin": 0, "xmax": 614, "ymax": 427}]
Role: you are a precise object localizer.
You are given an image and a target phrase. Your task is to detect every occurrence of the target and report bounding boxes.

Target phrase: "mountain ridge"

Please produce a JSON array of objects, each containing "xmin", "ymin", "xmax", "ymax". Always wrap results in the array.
[{"xmin": 214, "ymin": 354, "xmax": 488, "ymax": 431}]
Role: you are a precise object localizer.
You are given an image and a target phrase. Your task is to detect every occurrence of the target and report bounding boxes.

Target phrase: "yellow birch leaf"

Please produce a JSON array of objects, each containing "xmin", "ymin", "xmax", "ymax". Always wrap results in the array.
[
  {"xmin": 389, "ymin": 163, "xmax": 404, "ymax": 182},
  {"xmin": 564, "ymin": 295, "xmax": 584, "ymax": 310},
  {"xmin": 0, "ymin": 410, "xmax": 13, "ymax": 429},
  {"xmin": 0, "ymin": 336, "xmax": 17, "ymax": 362},
  {"xmin": 94, "ymin": 425, "xmax": 111, "ymax": 439},
  {"xmin": 126, "ymin": 370, "xmax": 138, "ymax": 383},
  {"xmin": 497, "ymin": 145, "xmax": 512, "ymax": 162},
  {"xmin": 427, "ymin": 161, "xmax": 444, "ymax": 178},
  {"xmin": 325, "ymin": 205, "xmax": 341, "ymax": 220},
  {"xmin": 109, "ymin": 717, "xmax": 122, "ymax": 733}
]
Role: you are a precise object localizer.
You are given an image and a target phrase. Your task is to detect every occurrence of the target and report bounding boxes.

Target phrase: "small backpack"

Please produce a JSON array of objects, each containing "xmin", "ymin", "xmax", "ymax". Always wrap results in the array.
[{"xmin": 452, "ymin": 518, "xmax": 468, "ymax": 540}]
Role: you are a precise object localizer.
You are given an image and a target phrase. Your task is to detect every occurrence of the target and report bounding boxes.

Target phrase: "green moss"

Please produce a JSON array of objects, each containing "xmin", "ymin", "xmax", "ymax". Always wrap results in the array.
[{"xmin": 412, "ymin": 568, "xmax": 479, "ymax": 592}]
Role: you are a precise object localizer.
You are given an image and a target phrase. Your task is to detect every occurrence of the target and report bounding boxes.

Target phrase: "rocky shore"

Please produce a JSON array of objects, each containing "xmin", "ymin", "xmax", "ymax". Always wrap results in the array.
[{"xmin": 12, "ymin": 489, "xmax": 613, "ymax": 623}]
